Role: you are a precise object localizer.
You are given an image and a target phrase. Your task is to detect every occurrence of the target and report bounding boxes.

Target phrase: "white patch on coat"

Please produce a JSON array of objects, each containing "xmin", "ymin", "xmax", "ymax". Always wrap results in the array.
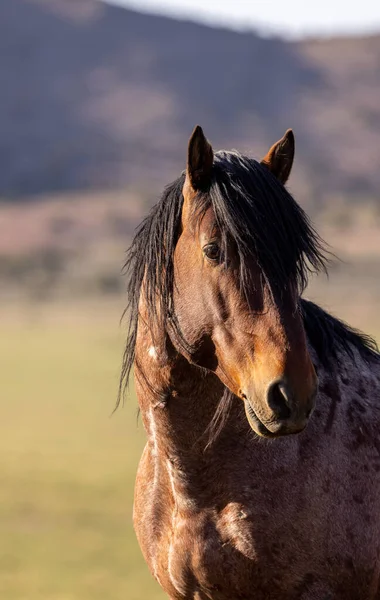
[
  {"xmin": 146, "ymin": 407, "xmax": 161, "ymax": 583},
  {"xmin": 148, "ymin": 407, "xmax": 158, "ymax": 458},
  {"xmin": 148, "ymin": 345, "xmax": 158, "ymax": 360}
]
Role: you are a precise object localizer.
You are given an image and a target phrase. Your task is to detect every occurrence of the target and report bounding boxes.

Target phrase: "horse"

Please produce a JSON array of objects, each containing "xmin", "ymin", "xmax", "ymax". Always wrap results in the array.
[{"xmin": 120, "ymin": 126, "xmax": 380, "ymax": 599}]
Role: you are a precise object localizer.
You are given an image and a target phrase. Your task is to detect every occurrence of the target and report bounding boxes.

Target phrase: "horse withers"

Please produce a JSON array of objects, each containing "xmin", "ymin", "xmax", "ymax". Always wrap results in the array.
[{"xmin": 121, "ymin": 126, "xmax": 380, "ymax": 599}]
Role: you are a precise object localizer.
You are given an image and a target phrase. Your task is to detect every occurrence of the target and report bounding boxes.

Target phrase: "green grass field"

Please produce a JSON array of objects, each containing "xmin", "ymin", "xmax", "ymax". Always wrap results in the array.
[{"xmin": 0, "ymin": 302, "xmax": 165, "ymax": 600}]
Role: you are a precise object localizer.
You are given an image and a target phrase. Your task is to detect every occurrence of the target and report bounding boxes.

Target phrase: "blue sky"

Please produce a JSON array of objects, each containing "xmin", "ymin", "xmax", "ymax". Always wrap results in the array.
[{"xmin": 102, "ymin": 0, "xmax": 380, "ymax": 38}]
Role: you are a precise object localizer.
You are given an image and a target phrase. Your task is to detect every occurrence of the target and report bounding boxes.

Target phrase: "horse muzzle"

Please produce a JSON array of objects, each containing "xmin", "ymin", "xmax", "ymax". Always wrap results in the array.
[{"xmin": 242, "ymin": 378, "xmax": 318, "ymax": 438}]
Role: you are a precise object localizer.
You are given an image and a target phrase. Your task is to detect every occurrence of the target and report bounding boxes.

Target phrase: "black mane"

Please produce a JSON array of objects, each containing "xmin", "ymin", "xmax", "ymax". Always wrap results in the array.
[
  {"xmin": 119, "ymin": 151, "xmax": 378, "ymax": 401},
  {"xmin": 300, "ymin": 298, "xmax": 378, "ymax": 367}
]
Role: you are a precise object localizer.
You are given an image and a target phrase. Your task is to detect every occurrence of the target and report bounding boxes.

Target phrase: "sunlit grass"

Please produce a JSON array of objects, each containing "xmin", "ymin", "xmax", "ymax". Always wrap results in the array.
[{"xmin": 0, "ymin": 304, "xmax": 165, "ymax": 600}]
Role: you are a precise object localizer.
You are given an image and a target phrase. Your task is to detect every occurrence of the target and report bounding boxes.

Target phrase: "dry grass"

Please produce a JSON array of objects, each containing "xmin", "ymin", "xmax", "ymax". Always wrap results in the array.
[{"xmin": 0, "ymin": 301, "xmax": 165, "ymax": 600}]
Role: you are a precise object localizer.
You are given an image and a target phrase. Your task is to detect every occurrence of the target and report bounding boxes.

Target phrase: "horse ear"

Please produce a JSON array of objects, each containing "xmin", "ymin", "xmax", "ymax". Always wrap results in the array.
[
  {"xmin": 260, "ymin": 129, "xmax": 295, "ymax": 184},
  {"xmin": 187, "ymin": 125, "xmax": 214, "ymax": 191}
]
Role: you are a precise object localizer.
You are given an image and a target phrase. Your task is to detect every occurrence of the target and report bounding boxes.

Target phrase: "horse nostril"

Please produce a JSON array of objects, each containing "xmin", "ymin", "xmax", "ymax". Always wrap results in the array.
[{"xmin": 267, "ymin": 381, "xmax": 292, "ymax": 420}]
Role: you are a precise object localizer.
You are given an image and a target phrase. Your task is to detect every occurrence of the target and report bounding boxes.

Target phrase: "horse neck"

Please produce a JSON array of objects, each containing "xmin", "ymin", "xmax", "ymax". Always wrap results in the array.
[{"xmin": 134, "ymin": 316, "xmax": 246, "ymax": 466}]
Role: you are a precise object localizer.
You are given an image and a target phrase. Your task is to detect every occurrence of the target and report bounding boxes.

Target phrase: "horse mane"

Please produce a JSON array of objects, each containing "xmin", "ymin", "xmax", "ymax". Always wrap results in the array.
[
  {"xmin": 119, "ymin": 150, "xmax": 378, "ymax": 405},
  {"xmin": 300, "ymin": 298, "xmax": 378, "ymax": 367}
]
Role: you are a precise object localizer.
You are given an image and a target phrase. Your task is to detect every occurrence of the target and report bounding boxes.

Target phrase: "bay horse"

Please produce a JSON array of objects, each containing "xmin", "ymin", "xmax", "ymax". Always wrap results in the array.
[{"xmin": 121, "ymin": 126, "xmax": 380, "ymax": 599}]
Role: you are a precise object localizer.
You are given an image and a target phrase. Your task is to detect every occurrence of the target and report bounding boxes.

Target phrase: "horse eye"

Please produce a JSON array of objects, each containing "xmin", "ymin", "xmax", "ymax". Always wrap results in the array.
[{"xmin": 203, "ymin": 243, "xmax": 221, "ymax": 262}]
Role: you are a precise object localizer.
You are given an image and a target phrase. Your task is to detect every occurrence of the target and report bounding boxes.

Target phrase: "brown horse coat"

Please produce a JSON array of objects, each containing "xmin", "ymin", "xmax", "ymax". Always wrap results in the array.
[{"xmin": 122, "ymin": 128, "xmax": 380, "ymax": 599}]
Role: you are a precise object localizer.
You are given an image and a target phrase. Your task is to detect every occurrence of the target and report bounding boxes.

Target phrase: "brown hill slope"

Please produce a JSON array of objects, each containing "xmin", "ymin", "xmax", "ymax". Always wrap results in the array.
[{"xmin": 1, "ymin": 0, "xmax": 380, "ymax": 213}]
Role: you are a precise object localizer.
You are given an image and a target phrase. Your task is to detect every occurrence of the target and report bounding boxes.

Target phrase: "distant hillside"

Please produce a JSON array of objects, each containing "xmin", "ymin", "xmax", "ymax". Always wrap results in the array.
[{"xmin": 1, "ymin": 0, "xmax": 380, "ymax": 213}]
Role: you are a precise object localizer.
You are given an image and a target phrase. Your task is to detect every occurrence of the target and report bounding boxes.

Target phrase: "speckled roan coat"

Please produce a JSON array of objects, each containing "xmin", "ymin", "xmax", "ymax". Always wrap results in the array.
[{"xmin": 124, "ymin": 127, "xmax": 380, "ymax": 599}]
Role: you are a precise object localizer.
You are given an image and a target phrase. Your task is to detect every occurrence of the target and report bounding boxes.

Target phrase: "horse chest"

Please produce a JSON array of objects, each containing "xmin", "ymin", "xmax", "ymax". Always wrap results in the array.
[
  {"xmin": 135, "ymin": 454, "xmax": 266, "ymax": 597},
  {"xmin": 134, "ymin": 402, "xmax": 380, "ymax": 599},
  {"xmin": 164, "ymin": 504, "xmax": 260, "ymax": 599},
  {"xmin": 161, "ymin": 504, "xmax": 380, "ymax": 600},
  {"xmin": 140, "ymin": 466, "xmax": 380, "ymax": 600}
]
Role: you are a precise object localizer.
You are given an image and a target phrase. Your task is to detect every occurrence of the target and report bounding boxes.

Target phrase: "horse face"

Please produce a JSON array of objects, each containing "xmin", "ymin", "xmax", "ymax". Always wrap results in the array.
[{"xmin": 172, "ymin": 126, "xmax": 317, "ymax": 438}]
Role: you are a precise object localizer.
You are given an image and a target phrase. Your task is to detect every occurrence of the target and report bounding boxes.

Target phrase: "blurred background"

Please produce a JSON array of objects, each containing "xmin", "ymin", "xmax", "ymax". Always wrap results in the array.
[{"xmin": 1, "ymin": 0, "xmax": 380, "ymax": 598}]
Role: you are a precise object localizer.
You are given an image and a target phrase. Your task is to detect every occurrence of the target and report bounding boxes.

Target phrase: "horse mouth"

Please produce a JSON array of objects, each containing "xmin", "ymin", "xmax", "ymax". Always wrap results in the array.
[
  {"xmin": 244, "ymin": 399, "xmax": 309, "ymax": 438},
  {"xmin": 244, "ymin": 401, "xmax": 277, "ymax": 437}
]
